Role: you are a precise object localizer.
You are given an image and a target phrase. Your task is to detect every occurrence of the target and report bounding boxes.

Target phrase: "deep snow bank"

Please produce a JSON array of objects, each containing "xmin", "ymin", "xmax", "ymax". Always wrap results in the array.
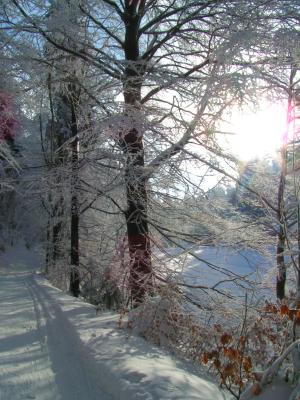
[
  {"xmin": 1, "ymin": 243, "xmax": 291, "ymax": 400},
  {"xmin": 0, "ymin": 243, "xmax": 229, "ymax": 400},
  {"xmin": 34, "ymin": 273, "xmax": 229, "ymax": 400}
]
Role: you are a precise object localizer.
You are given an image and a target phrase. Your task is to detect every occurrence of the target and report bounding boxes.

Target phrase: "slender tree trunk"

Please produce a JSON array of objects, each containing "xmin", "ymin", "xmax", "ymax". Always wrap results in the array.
[
  {"xmin": 276, "ymin": 134, "xmax": 287, "ymax": 300},
  {"xmin": 276, "ymin": 78, "xmax": 298, "ymax": 300},
  {"xmin": 293, "ymin": 96, "xmax": 300, "ymax": 299},
  {"xmin": 45, "ymin": 216, "xmax": 51, "ymax": 274},
  {"xmin": 46, "ymin": 75, "xmax": 66, "ymax": 275},
  {"xmin": 276, "ymin": 145, "xmax": 287, "ymax": 300},
  {"xmin": 276, "ymin": 85, "xmax": 294, "ymax": 300},
  {"xmin": 52, "ymin": 196, "xmax": 64, "ymax": 261},
  {"xmin": 47, "ymin": 152, "xmax": 66, "ymax": 274},
  {"xmin": 69, "ymin": 98, "xmax": 80, "ymax": 297},
  {"xmin": 297, "ymin": 203, "xmax": 300, "ymax": 298},
  {"xmin": 122, "ymin": 1, "xmax": 153, "ymax": 305},
  {"xmin": 276, "ymin": 219, "xmax": 286, "ymax": 300}
]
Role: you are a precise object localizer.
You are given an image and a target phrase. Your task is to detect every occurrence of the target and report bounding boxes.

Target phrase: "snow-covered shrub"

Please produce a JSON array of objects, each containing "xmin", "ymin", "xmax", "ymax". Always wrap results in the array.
[
  {"xmin": 127, "ymin": 284, "xmax": 294, "ymax": 400},
  {"xmin": 127, "ymin": 285, "xmax": 206, "ymax": 352},
  {"xmin": 202, "ymin": 325, "xmax": 253, "ymax": 398}
]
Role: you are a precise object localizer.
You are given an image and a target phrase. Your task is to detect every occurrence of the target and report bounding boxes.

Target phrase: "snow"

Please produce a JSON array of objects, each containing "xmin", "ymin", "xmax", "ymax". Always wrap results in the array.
[
  {"xmin": 161, "ymin": 246, "xmax": 274, "ymax": 295},
  {"xmin": 0, "ymin": 244, "xmax": 230, "ymax": 400},
  {"xmin": 0, "ymin": 245, "xmax": 109, "ymax": 400},
  {"xmin": 249, "ymin": 381, "xmax": 292, "ymax": 400}
]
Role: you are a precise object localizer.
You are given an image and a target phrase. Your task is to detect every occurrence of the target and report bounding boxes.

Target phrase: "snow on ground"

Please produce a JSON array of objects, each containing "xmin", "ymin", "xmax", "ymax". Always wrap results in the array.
[
  {"xmin": 0, "ymin": 244, "xmax": 230, "ymax": 400},
  {"xmin": 0, "ymin": 244, "xmax": 109, "ymax": 400},
  {"xmin": 0, "ymin": 243, "xmax": 293, "ymax": 400},
  {"xmin": 160, "ymin": 246, "xmax": 274, "ymax": 296},
  {"xmin": 253, "ymin": 381, "xmax": 292, "ymax": 400}
]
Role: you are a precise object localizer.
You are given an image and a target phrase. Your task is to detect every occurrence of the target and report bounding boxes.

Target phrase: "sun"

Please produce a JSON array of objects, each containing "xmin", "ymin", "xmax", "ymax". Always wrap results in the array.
[{"xmin": 223, "ymin": 103, "xmax": 287, "ymax": 161}]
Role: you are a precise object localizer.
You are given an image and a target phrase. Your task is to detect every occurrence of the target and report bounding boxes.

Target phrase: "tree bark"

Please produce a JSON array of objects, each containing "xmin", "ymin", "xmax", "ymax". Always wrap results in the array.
[
  {"xmin": 52, "ymin": 196, "xmax": 64, "ymax": 262},
  {"xmin": 45, "ymin": 216, "xmax": 51, "ymax": 274},
  {"xmin": 46, "ymin": 75, "xmax": 66, "ymax": 275},
  {"xmin": 276, "ymin": 134, "xmax": 287, "ymax": 300},
  {"xmin": 276, "ymin": 86, "xmax": 294, "ymax": 300},
  {"xmin": 276, "ymin": 221, "xmax": 286, "ymax": 300},
  {"xmin": 69, "ymin": 96, "xmax": 80, "ymax": 297},
  {"xmin": 124, "ymin": 131, "xmax": 153, "ymax": 305},
  {"xmin": 122, "ymin": 1, "xmax": 153, "ymax": 305}
]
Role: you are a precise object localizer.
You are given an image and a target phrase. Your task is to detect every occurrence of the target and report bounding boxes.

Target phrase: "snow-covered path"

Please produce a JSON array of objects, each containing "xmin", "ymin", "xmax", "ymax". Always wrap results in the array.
[
  {"xmin": 0, "ymin": 245, "xmax": 231, "ymax": 400},
  {"xmin": 0, "ymin": 268, "xmax": 109, "ymax": 400},
  {"xmin": 0, "ymin": 244, "xmax": 109, "ymax": 400}
]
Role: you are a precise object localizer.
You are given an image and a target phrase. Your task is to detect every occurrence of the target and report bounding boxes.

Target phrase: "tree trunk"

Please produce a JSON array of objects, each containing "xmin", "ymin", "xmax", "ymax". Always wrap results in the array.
[
  {"xmin": 276, "ymin": 89, "xmax": 293, "ymax": 300},
  {"xmin": 124, "ymin": 131, "xmax": 153, "ymax": 305},
  {"xmin": 69, "ymin": 97, "xmax": 80, "ymax": 297},
  {"xmin": 276, "ymin": 153, "xmax": 287, "ymax": 300},
  {"xmin": 276, "ymin": 222, "xmax": 286, "ymax": 300},
  {"xmin": 122, "ymin": 1, "xmax": 153, "ymax": 305},
  {"xmin": 52, "ymin": 196, "xmax": 64, "ymax": 262},
  {"xmin": 45, "ymin": 216, "xmax": 51, "ymax": 274},
  {"xmin": 46, "ymin": 78, "xmax": 66, "ymax": 275}
]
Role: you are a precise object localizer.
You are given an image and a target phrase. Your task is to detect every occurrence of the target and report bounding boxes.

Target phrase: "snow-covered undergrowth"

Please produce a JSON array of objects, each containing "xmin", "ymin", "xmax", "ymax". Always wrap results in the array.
[
  {"xmin": 127, "ymin": 245, "xmax": 299, "ymax": 400},
  {"xmin": 128, "ymin": 286, "xmax": 295, "ymax": 400}
]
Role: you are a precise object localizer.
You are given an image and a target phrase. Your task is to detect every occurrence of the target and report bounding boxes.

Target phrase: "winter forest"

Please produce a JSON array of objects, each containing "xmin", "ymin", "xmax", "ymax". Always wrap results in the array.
[{"xmin": 1, "ymin": 1, "xmax": 300, "ymax": 399}]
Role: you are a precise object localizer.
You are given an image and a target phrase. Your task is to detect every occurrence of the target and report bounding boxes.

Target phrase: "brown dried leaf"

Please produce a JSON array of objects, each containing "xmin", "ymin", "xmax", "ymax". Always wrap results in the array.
[
  {"xmin": 280, "ymin": 304, "xmax": 289, "ymax": 315},
  {"xmin": 202, "ymin": 353, "xmax": 209, "ymax": 365},
  {"xmin": 288, "ymin": 309, "xmax": 296, "ymax": 321},
  {"xmin": 251, "ymin": 383, "xmax": 262, "ymax": 396},
  {"xmin": 295, "ymin": 311, "xmax": 300, "ymax": 325},
  {"xmin": 239, "ymin": 335, "xmax": 247, "ymax": 346},
  {"xmin": 264, "ymin": 303, "xmax": 278, "ymax": 314},
  {"xmin": 223, "ymin": 363, "xmax": 236, "ymax": 378},
  {"xmin": 220, "ymin": 333, "xmax": 232, "ymax": 345},
  {"xmin": 243, "ymin": 356, "xmax": 252, "ymax": 373},
  {"xmin": 224, "ymin": 347, "xmax": 239, "ymax": 360}
]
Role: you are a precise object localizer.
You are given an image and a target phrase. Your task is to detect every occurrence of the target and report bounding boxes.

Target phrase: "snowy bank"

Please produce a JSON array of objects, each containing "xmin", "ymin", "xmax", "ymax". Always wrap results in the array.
[
  {"xmin": 0, "ymin": 244, "xmax": 292, "ymax": 400},
  {"xmin": 33, "ymin": 273, "xmax": 229, "ymax": 400},
  {"xmin": 0, "ymin": 244, "xmax": 229, "ymax": 400}
]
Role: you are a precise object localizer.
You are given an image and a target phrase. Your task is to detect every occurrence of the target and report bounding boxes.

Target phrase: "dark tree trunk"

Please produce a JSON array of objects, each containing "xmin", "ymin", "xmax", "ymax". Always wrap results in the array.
[
  {"xmin": 46, "ymin": 83, "xmax": 67, "ymax": 275},
  {"xmin": 276, "ymin": 150, "xmax": 287, "ymax": 300},
  {"xmin": 45, "ymin": 216, "xmax": 51, "ymax": 274},
  {"xmin": 70, "ymin": 190, "xmax": 80, "ymax": 296},
  {"xmin": 124, "ymin": 130, "xmax": 153, "ymax": 305},
  {"xmin": 276, "ymin": 222, "xmax": 286, "ymax": 300},
  {"xmin": 276, "ymin": 91, "xmax": 291, "ymax": 300},
  {"xmin": 69, "ymin": 98, "xmax": 80, "ymax": 297},
  {"xmin": 122, "ymin": 1, "xmax": 153, "ymax": 305},
  {"xmin": 46, "ymin": 206, "xmax": 63, "ymax": 274},
  {"xmin": 52, "ymin": 196, "xmax": 64, "ymax": 262}
]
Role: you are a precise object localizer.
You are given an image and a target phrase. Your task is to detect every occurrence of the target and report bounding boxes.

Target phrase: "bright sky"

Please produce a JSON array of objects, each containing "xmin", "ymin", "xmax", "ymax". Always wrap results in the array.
[{"xmin": 223, "ymin": 103, "xmax": 287, "ymax": 161}]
